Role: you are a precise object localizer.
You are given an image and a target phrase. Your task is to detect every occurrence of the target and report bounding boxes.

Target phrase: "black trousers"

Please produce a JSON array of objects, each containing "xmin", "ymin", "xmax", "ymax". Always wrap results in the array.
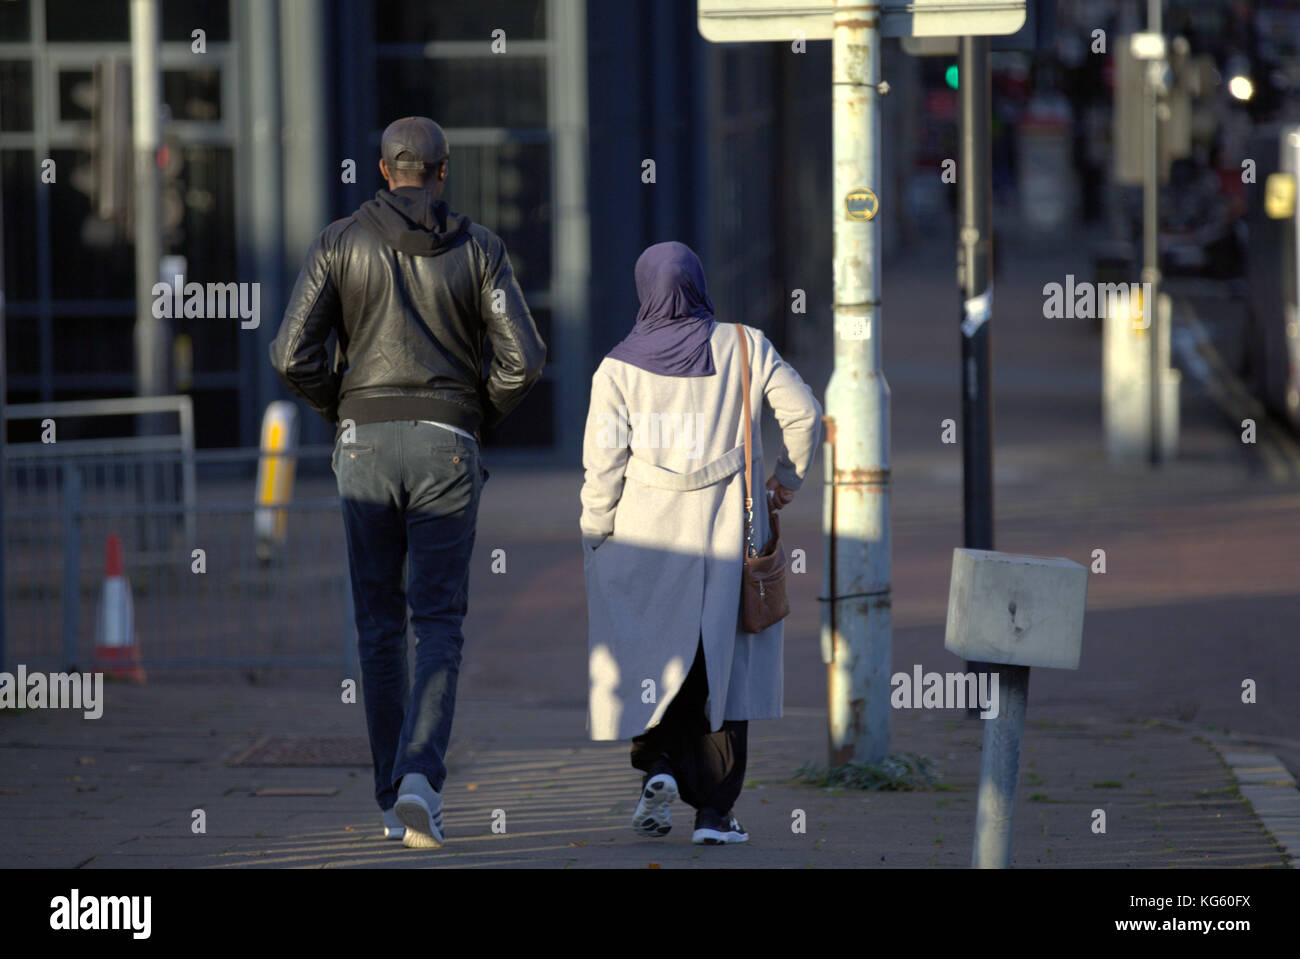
[{"xmin": 630, "ymin": 640, "xmax": 748, "ymax": 814}]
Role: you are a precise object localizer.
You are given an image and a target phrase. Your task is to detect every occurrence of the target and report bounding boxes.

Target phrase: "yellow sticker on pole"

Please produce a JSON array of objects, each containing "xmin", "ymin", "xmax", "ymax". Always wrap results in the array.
[{"xmin": 845, "ymin": 188, "xmax": 879, "ymax": 221}]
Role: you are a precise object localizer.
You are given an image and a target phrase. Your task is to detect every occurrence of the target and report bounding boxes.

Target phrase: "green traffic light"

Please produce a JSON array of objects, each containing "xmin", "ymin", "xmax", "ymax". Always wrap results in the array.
[{"xmin": 945, "ymin": 64, "xmax": 959, "ymax": 89}]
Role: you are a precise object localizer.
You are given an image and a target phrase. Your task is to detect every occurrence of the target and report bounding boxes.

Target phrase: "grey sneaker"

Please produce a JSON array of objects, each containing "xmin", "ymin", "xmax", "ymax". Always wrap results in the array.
[
  {"xmin": 394, "ymin": 773, "xmax": 445, "ymax": 849},
  {"xmin": 382, "ymin": 807, "xmax": 405, "ymax": 841}
]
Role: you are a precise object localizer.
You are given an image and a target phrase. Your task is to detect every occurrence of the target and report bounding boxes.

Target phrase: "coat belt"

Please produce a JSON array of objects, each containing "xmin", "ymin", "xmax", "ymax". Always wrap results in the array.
[{"xmin": 624, "ymin": 445, "xmax": 746, "ymax": 492}]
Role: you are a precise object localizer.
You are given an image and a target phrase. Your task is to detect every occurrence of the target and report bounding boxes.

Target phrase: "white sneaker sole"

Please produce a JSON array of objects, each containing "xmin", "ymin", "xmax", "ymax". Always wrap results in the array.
[
  {"xmin": 632, "ymin": 773, "xmax": 678, "ymax": 838},
  {"xmin": 692, "ymin": 827, "xmax": 749, "ymax": 845},
  {"xmin": 395, "ymin": 794, "xmax": 444, "ymax": 849}
]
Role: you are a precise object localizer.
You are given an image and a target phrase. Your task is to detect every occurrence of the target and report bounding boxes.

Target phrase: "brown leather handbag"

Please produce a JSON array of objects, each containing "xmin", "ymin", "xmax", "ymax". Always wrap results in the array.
[{"xmin": 735, "ymin": 323, "xmax": 790, "ymax": 633}]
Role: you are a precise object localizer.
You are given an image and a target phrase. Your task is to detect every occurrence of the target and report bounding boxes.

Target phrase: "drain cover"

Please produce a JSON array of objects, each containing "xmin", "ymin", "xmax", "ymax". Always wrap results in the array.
[{"xmin": 228, "ymin": 736, "xmax": 372, "ymax": 767}]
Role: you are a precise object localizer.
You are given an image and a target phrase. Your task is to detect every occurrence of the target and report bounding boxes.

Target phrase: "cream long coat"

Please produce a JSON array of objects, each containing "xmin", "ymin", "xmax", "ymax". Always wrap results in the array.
[{"xmin": 580, "ymin": 322, "xmax": 822, "ymax": 741}]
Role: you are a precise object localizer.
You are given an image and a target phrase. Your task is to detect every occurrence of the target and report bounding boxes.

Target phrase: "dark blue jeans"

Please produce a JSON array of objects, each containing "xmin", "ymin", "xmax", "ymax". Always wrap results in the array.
[{"xmin": 333, "ymin": 420, "xmax": 485, "ymax": 810}]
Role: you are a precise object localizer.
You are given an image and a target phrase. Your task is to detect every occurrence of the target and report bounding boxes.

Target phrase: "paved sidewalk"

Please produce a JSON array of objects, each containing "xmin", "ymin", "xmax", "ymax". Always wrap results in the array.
[
  {"xmin": 0, "ymin": 681, "xmax": 1288, "ymax": 869},
  {"xmin": 5, "ymin": 227, "xmax": 1296, "ymax": 870}
]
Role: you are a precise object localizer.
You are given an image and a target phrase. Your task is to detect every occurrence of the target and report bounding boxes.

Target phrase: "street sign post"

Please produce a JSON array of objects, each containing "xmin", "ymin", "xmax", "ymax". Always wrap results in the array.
[
  {"xmin": 944, "ymin": 548, "xmax": 1089, "ymax": 868},
  {"xmin": 698, "ymin": 0, "xmax": 1025, "ymax": 766}
]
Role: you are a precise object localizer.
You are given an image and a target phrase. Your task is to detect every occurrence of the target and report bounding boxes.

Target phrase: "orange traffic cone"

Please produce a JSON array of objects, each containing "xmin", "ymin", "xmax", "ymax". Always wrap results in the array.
[{"xmin": 93, "ymin": 534, "xmax": 146, "ymax": 683}]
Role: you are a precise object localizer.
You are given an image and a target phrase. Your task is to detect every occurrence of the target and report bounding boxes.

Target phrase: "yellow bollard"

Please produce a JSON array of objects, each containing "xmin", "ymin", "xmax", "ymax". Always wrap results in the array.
[{"xmin": 254, "ymin": 401, "xmax": 299, "ymax": 562}]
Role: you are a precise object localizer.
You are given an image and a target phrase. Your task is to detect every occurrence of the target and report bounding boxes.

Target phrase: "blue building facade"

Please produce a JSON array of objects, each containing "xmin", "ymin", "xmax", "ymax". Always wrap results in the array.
[{"xmin": 1, "ymin": 0, "xmax": 834, "ymax": 454}]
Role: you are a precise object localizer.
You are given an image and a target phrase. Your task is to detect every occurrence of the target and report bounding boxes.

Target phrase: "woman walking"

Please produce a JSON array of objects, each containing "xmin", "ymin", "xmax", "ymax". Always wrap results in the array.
[{"xmin": 580, "ymin": 241, "xmax": 822, "ymax": 844}]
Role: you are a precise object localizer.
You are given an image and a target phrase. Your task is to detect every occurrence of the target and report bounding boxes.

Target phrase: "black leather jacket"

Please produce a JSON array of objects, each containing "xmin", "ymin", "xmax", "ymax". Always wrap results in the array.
[{"xmin": 269, "ymin": 186, "xmax": 547, "ymax": 437}]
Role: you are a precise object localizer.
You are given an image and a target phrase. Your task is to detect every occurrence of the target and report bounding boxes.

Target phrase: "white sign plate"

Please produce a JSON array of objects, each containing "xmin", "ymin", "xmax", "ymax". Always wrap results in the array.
[{"xmin": 698, "ymin": 0, "xmax": 1026, "ymax": 43}]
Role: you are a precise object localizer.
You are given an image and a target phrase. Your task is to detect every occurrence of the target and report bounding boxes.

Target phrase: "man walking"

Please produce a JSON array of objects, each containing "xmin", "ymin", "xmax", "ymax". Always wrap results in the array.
[{"xmin": 270, "ymin": 117, "xmax": 546, "ymax": 849}]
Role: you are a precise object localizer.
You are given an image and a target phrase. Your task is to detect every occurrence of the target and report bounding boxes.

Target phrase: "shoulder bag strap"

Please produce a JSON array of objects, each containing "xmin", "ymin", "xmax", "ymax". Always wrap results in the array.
[{"xmin": 735, "ymin": 323, "xmax": 756, "ymax": 558}]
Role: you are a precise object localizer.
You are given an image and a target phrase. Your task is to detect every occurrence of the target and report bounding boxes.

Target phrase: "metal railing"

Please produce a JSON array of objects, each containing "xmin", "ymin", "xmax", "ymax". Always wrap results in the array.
[
  {"xmin": 4, "ymin": 445, "xmax": 354, "ymax": 673},
  {"xmin": 5, "ymin": 394, "xmax": 198, "ymax": 547}
]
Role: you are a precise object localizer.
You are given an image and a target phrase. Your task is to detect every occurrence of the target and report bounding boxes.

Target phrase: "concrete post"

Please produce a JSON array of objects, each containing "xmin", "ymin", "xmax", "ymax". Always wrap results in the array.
[
  {"xmin": 130, "ymin": 0, "xmax": 166, "ymax": 399},
  {"xmin": 547, "ymin": 0, "xmax": 591, "ymax": 460},
  {"xmin": 280, "ymin": 0, "xmax": 330, "ymax": 444},
  {"xmin": 238, "ymin": 0, "xmax": 284, "ymax": 445}
]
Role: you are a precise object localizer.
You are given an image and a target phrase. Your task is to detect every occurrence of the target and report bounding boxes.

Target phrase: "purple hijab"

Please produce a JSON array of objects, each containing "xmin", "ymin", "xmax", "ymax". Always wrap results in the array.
[{"xmin": 606, "ymin": 241, "xmax": 717, "ymax": 377}]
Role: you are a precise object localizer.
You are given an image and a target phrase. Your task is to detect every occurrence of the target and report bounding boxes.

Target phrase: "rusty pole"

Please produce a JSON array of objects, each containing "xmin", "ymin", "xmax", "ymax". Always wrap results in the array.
[{"xmin": 821, "ymin": 0, "xmax": 892, "ymax": 766}]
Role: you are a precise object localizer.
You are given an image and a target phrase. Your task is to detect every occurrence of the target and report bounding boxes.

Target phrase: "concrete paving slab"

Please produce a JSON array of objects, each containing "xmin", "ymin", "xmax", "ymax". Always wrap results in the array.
[{"xmin": 1, "ymin": 684, "xmax": 1289, "ymax": 869}]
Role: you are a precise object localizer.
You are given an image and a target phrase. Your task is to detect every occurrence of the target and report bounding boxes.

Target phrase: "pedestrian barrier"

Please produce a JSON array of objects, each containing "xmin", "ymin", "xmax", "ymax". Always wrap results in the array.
[
  {"xmin": 3, "ymin": 446, "xmax": 355, "ymax": 673},
  {"xmin": 4, "ymin": 395, "xmax": 198, "ymax": 549}
]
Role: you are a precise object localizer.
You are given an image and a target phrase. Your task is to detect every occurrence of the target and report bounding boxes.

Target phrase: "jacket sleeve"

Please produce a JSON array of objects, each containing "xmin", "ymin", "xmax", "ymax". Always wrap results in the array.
[
  {"xmin": 579, "ymin": 367, "xmax": 629, "ymax": 549},
  {"xmin": 269, "ymin": 231, "xmax": 343, "ymax": 424},
  {"xmin": 757, "ymin": 331, "xmax": 823, "ymax": 491},
  {"xmin": 479, "ymin": 234, "xmax": 547, "ymax": 428}
]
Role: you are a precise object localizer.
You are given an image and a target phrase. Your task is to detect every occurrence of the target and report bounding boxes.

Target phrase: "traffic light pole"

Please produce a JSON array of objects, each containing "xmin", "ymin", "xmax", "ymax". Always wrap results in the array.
[
  {"xmin": 958, "ymin": 37, "xmax": 995, "ymax": 704},
  {"xmin": 958, "ymin": 36, "xmax": 994, "ymax": 547},
  {"xmin": 130, "ymin": 0, "xmax": 167, "ymax": 401},
  {"xmin": 823, "ymin": 0, "xmax": 892, "ymax": 766}
]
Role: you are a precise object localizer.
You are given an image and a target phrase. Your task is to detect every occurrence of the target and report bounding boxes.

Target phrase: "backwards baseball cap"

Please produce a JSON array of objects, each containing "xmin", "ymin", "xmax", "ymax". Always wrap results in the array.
[{"xmin": 381, "ymin": 116, "xmax": 450, "ymax": 173}]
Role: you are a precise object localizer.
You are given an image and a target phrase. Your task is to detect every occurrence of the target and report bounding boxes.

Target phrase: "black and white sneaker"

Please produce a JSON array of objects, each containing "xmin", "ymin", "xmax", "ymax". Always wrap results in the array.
[
  {"xmin": 632, "ymin": 771, "xmax": 678, "ymax": 838},
  {"xmin": 692, "ymin": 807, "xmax": 749, "ymax": 845}
]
